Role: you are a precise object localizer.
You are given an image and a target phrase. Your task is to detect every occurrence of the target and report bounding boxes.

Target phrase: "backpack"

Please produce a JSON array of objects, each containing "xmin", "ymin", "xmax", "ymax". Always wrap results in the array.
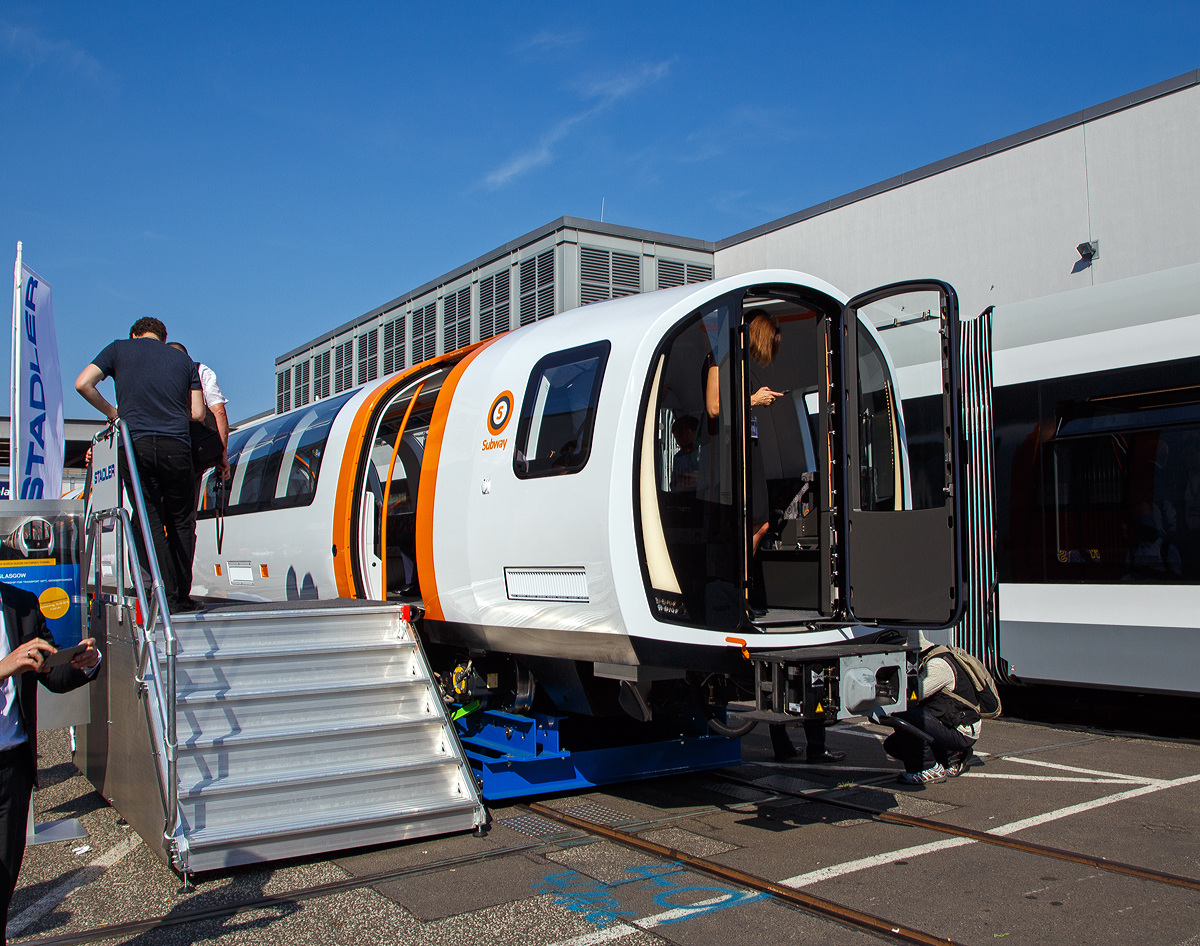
[{"xmin": 922, "ymin": 645, "xmax": 1003, "ymax": 719}]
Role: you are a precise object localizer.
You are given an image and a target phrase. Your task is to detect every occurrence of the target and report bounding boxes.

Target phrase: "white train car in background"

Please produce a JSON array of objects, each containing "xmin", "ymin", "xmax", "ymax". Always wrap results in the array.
[
  {"xmin": 873, "ymin": 261, "xmax": 1200, "ymax": 697},
  {"xmin": 192, "ymin": 270, "xmax": 968, "ymax": 722}
]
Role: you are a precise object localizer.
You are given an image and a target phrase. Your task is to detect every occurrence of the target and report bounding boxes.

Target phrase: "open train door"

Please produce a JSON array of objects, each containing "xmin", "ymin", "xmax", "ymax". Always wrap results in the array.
[{"xmin": 835, "ymin": 280, "xmax": 965, "ymax": 628}]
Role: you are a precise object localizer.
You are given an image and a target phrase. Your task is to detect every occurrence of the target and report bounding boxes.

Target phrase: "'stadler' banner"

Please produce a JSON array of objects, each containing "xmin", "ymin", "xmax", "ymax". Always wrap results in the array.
[{"xmin": 9, "ymin": 242, "xmax": 64, "ymax": 499}]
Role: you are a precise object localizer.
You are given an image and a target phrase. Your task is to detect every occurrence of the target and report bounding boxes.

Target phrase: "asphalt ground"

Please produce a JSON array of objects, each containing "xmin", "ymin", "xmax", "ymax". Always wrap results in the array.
[{"xmin": 9, "ymin": 717, "xmax": 1200, "ymax": 946}]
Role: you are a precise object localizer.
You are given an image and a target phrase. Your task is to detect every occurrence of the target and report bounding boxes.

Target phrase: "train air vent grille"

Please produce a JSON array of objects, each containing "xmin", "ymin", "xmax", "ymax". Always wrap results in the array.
[{"xmin": 504, "ymin": 567, "xmax": 588, "ymax": 603}]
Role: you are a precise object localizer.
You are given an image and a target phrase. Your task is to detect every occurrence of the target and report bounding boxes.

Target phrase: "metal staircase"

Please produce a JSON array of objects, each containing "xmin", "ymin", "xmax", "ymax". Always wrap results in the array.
[{"xmin": 82, "ymin": 423, "xmax": 484, "ymax": 874}]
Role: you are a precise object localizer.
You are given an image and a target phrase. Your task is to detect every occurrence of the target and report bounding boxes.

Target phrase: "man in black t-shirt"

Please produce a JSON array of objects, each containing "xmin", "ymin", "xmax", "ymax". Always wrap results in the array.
[{"xmin": 76, "ymin": 317, "xmax": 206, "ymax": 612}]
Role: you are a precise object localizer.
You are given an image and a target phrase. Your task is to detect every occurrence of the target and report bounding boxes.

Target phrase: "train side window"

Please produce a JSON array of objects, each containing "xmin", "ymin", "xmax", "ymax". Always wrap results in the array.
[
  {"xmin": 513, "ymin": 341, "xmax": 611, "ymax": 479},
  {"xmin": 197, "ymin": 391, "xmax": 354, "ymax": 519}
]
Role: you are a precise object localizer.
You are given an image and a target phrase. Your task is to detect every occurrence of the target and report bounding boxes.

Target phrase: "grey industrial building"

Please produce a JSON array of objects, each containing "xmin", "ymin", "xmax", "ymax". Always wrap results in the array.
[{"xmin": 275, "ymin": 68, "xmax": 1200, "ymax": 411}]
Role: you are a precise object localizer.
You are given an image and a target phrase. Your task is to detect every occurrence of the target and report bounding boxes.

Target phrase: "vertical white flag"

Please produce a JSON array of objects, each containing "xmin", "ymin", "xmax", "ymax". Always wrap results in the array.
[{"xmin": 10, "ymin": 242, "xmax": 65, "ymax": 499}]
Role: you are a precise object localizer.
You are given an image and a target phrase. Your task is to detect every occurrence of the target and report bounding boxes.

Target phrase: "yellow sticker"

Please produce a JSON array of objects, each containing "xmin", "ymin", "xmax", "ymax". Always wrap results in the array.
[
  {"xmin": 38, "ymin": 587, "xmax": 71, "ymax": 620},
  {"xmin": 814, "ymin": 702, "xmax": 823, "ymax": 714}
]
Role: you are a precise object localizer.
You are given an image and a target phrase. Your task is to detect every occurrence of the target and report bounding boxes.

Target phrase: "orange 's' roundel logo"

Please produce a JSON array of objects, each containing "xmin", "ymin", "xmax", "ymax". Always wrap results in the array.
[{"xmin": 487, "ymin": 391, "xmax": 514, "ymax": 435}]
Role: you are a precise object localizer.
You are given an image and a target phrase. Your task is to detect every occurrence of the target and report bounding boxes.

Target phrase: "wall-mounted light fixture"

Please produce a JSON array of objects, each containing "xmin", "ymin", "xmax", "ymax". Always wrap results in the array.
[{"xmin": 1077, "ymin": 240, "xmax": 1100, "ymax": 261}]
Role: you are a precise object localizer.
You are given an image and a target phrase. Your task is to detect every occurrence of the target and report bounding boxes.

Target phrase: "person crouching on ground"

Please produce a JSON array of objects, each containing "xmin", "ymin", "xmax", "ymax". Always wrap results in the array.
[{"xmin": 883, "ymin": 633, "xmax": 981, "ymax": 785}]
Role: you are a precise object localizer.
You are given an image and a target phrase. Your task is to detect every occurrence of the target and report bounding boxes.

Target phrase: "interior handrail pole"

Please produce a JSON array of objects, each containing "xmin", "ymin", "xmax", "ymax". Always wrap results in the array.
[
  {"xmin": 115, "ymin": 421, "xmax": 179, "ymax": 843},
  {"xmin": 380, "ymin": 380, "xmax": 426, "ymax": 601}
]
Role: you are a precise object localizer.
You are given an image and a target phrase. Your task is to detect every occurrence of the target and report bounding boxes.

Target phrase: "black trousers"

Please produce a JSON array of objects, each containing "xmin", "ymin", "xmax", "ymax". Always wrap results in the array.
[
  {"xmin": 769, "ymin": 719, "xmax": 827, "ymax": 756},
  {"xmin": 0, "ymin": 746, "xmax": 35, "ymax": 945},
  {"xmin": 122, "ymin": 435, "xmax": 196, "ymax": 609},
  {"xmin": 883, "ymin": 705, "xmax": 976, "ymax": 773}
]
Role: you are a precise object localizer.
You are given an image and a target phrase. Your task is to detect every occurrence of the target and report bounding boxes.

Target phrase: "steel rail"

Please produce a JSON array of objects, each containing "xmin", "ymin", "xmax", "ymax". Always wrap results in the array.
[
  {"xmin": 527, "ymin": 801, "xmax": 964, "ymax": 946},
  {"xmin": 716, "ymin": 773, "xmax": 1200, "ymax": 893}
]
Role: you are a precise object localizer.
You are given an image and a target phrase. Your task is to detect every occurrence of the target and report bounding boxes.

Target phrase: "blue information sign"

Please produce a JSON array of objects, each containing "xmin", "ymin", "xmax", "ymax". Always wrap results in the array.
[{"xmin": 0, "ymin": 562, "xmax": 83, "ymax": 648}]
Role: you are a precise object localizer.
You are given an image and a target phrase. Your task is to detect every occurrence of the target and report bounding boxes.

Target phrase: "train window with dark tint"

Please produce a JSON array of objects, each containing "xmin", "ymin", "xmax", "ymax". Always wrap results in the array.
[
  {"xmin": 513, "ymin": 341, "xmax": 610, "ymax": 479},
  {"xmin": 1046, "ymin": 376, "xmax": 1200, "ymax": 584},
  {"xmin": 198, "ymin": 391, "xmax": 354, "ymax": 519}
]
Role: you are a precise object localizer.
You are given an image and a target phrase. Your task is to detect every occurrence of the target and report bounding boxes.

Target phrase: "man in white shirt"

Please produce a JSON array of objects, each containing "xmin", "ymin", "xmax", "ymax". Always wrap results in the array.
[
  {"xmin": 0, "ymin": 583, "xmax": 100, "ymax": 942},
  {"xmin": 167, "ymin": 343, "xmax": 230, "ymax": 483}
]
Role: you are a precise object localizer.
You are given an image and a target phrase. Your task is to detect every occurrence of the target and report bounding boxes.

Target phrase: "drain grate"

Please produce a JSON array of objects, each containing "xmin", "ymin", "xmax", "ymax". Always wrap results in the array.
[
  {"xmin": 562, "ymin": 803, "xmax": 637, "ymax": 826},
  {"xmin": 497, "ymin": 813, "xmax": 577, "ymax": 840}
]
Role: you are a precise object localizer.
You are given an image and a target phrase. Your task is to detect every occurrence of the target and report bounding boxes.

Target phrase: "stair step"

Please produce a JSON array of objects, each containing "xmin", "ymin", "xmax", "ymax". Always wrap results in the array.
[
  {"xmin": 176, "ymin": 761, "xmax": 474, "ymax": 838},
  {"xmin": 176, "ymin": 719, "xmax": 457, "ymax": 787},
  {"xmin": 181, "ymin": 755, "xmax": 460, "ymax": 799},
  {"xmin": 181, "ymin": 797, "xmax": 480, "ymax": 852},
  {"xmin": 173, "ymin": 681, "xmax": 442, "ymax": 742},
  {"xmin": 170, "ymin": 639, "xmax": 416, "ymax": 662},
  {"xmin": 174, "ymin": 676, "xmax": 428, "ymax": 705},
  {"xmin": 177, "ymin": 716, "xmax": 440, "ymax": 752},
  {"xmin": 170, "ymin": 645, "xmax": 426, "ymax": 694}
]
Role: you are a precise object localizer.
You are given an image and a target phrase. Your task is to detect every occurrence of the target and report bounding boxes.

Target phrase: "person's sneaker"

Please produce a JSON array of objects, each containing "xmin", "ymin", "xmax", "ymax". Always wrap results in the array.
[
  {"xmin": 806, "ymin": 749, "xmax": 847, "ymax": 764},
  {"xmin": 897, "ymin": 763, "xmax": 946, "ymax": 785},
  {"xmin": 944, "ymin": 753, "xmax": 974, "ymax": 777}
]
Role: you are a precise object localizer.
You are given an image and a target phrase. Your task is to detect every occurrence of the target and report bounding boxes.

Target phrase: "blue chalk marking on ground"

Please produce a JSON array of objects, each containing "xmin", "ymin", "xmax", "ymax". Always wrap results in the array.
[{"xmin": 532, "ymin": 865, "xmax": 767, "ymax": 929}]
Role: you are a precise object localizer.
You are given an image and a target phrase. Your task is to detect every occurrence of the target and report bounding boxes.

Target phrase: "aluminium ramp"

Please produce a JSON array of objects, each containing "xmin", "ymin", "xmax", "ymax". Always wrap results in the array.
[{"xmin": 151, "ymin": 599, "xmax": 483, "ymax": 872}]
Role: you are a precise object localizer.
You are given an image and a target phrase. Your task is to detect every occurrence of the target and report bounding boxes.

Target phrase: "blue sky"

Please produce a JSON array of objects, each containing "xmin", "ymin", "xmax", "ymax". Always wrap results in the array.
[{"xmin": 2, "ymin": 2, "xmax": 1197, "ymax": 420}]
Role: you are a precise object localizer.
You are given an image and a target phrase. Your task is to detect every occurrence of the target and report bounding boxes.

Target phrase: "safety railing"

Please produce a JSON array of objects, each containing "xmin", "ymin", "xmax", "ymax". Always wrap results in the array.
[{"xmin": 83, "ymin": 420, "xmax": 180, "ymax": 856}]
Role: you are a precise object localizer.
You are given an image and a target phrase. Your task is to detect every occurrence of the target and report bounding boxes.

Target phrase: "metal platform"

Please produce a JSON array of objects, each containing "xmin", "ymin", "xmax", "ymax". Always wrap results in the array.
[{"xmin": 455, "ymin": 708, "xmax": 742, "ymax": 800}]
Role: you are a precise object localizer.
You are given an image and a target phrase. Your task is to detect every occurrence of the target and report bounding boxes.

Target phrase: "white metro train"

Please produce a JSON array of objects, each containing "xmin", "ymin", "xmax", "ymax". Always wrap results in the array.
[{"xmin": 192, "ymin": 271, "xmax": 967, "ymax": 721}]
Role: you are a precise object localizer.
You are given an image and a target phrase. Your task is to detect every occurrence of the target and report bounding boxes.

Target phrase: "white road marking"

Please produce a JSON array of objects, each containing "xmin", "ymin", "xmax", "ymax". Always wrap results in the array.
[
  {"xmin": 961, "ymin": 773, "xmax": 1147, "ymax": 784},
  {"xmin": 1004, "ymin": 756, "xmax": 1165, "ymax": 784},
  {"xmin": 547, "ymin": 895, "xmax": 734, "ymax": 946},
  {"xmin": 780, "ymin": 771, "xmax": 1200, "ymax": 889},
  {"xmin": 7, "ymin": 834, "xmax": 142, "ymax": 938}
]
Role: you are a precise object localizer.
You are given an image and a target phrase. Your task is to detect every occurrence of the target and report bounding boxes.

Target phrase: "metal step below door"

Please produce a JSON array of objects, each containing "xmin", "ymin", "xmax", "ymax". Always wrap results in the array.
[{"xmin": 149, "ymin": 600, "xmax": 483, "ymax": 872}]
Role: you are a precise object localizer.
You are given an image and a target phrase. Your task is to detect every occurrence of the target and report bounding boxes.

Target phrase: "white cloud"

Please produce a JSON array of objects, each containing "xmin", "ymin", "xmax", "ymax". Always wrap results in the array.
[
  {"xmin": 0, "ymin": 22, "xmax": 111, "ymax": 87},
  {"xmin": 484, "ymin": 60, "xmax": 672, "ymax": 189},
  {"xmin": 516, "ymin": 29, "xmax": 585, "ymax": 54}
]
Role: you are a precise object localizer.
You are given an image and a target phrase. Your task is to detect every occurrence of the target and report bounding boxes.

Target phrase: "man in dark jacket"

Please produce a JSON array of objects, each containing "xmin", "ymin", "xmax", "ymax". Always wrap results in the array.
[
  {"xmin": 0, "ymin": 583, "xmax": 100, "ymax": 941},
  {"xmin": 75, "ymin": 318, "xmax": 205, "ymax": 612}
]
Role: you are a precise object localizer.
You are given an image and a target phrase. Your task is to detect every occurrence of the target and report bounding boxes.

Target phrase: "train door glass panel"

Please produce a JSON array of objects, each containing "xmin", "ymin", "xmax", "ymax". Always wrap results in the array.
[
  {"xmin": 843, "ymin": 282, "xmax": 963, "ymax": 626},
  {"xmin": 740, "ymin": 294, "xmax": 826, "ymax": 616},
  {"xmin": 513, "ymin": 341, "xmax": 611, "ymax": 478},
  {"xmin": 640, "ymin": 298, "xmax": 741, "ymax": 628},
  {"xmin": 360, "ymin": 371, "xmax": 446, "ymax": 599}
]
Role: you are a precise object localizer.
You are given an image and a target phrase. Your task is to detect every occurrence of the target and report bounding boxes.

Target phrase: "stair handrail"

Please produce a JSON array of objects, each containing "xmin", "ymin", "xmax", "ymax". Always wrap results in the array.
[{"xmin": 84, "ymin": 420, "xmax": 180, "ymax": 855}]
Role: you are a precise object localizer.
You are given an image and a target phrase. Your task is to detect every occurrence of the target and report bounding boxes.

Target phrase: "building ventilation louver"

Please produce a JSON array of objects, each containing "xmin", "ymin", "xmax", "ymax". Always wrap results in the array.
[
  {"xmin": 293, "ymin": 359, "xmax": 310, "ymax": 408},
  {"xmin": 519, "ymin": 249, "xmax": 555, "ymax": 326},
  {"xmin": 382, "ymin": 315, "xmax": 405, "ymax": 375},
  {"xmin": 479, "ymin": 269, "xmax": 511, "ymax": 340},
  {"xmin": 412, "ymin": 302, "xmax": 437, "ymax": 366},
  {"xmin": 656, "ymin": 258, "xmax": 713, "ymax": 290},
  {"xmin": 276, "ymin": 368, "xmax": 291, "ymax": 414},
  {"xmin": 443, "ymin": 287, "xmax": 471, "ymax": 354},
  {"xmin": 313, "ymin": 350, "xmax": 331, "ymax": 400},
  {"xmin": 357, "ymin": 329, "xmax": 379, "ymax": 386},
  {"xmin": 580, "ymin": 246, "xmax": 641, "ymax": 305},
  {"xmin": 333, "ymin": 340, "xmax": 354, "ymax": 394}
]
